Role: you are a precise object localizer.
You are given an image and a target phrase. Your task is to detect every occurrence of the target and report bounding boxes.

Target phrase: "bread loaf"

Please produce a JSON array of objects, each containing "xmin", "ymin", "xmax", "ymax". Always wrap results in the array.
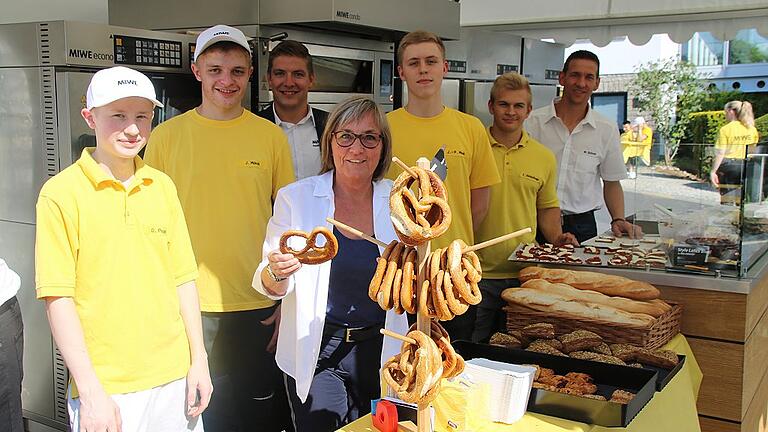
[
  {"xmin": 519, "ymin": 266, "xmax": 660, "ymax": 300},
  {"xmin": 501, "ymin": 287, "xmax": 656, "ymax": 328},
  {"xmin": 521, "ymin": 279, "xmax": 669, "ymax": 317}
]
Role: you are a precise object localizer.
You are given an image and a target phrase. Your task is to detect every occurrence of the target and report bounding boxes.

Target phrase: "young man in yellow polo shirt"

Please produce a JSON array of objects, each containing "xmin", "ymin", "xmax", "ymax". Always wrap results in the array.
[
  {"xmin": 35, "ymin": 66, "xmax": 211, "ymax": 432},
  {"xmin": 472, "ymin": 73, "xmax": 578, "ymax": 343},
  {"xmin": 387, "ymin": 30, "xmax": 500, "ymax": 340},
  {"xmin": 143, "ymin": 25, "xmax": 295, "ymax": 432}
]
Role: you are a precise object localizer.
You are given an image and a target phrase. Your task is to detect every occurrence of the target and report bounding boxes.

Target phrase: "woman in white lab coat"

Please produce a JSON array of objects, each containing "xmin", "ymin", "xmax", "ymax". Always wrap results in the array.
[{"xmin": 253, "ymin": 96, "xmax": 407, "ymax": 432}]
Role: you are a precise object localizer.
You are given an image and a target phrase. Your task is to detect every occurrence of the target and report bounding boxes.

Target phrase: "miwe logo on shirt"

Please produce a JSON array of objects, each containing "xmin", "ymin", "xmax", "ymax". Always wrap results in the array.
[{"xmin": 243, "ymin": 160, "xmax": 262, "ymax": 168}]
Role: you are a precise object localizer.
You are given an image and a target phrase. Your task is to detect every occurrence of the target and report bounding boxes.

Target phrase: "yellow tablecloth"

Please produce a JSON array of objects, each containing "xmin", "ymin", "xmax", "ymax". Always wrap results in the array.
[{"xmin": 338, "ymin": 334, "xmax": 702, "ymax": 432}]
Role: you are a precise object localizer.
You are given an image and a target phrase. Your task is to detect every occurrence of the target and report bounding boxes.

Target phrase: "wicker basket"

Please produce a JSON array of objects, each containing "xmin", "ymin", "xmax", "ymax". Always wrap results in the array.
[{"xmin": 504, "ymin": 302, "xmax": 682, "ymax": 350}]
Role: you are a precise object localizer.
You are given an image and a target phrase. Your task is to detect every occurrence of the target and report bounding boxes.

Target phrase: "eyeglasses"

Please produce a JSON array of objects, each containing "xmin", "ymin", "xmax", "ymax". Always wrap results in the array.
[{"xmin": 332, "ymin": 131, "xmax": 382, "ymax": 149}]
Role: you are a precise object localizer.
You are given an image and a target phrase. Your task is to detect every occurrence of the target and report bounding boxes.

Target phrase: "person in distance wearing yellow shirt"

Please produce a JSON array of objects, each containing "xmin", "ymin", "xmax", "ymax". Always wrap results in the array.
[
  {"xmin": 710, "ymin": 100, "xmax": 760, "ymax": 205},
  {"xmin": 472, "ymin": 73, "xmax": 578, "ymax": 343},
  {"xmin": 35, "ymin": 66, "xmax": 211, "ymax": 432},
  {"xmin": 144, "ymin": 25, "xmax": 295, "ymax": 432}
]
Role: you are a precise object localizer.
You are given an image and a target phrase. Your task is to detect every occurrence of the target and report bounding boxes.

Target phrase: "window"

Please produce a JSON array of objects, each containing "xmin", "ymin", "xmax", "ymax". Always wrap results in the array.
[
  {"xmin": 682, "ymin": 32, "xmax": 724, "ymax": 66},
  {"xmin": 591, "ymin": 93, "xmax": 627, "ymax": 130},
  {"xmin": 728, "ymin": 29, "xmax": 768, "ymax": 65}
]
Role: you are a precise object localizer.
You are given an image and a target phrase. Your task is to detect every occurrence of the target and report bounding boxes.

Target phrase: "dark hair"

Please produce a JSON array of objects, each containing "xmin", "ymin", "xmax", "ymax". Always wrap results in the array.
[
  {"xmin": 268, "ymin": 40, "xmax": 313, "ymax": 76},
  {"xmin": 397, "ymin": 30, "xmax": 446, "ymax": 65},
  {"xmin": 563, "ymin": 50, "xmax": 600, "ymax": 77},
  {"xmin": 196, "ymin": 41, "xmax": 250, "ymax": 64},
  {"xmin": 319, "ymin": 97, "xmax": 392, "ymax": 181},
  {"xmin": 623, "ymin": 120, "xmax": 631, "ymax": 126}
]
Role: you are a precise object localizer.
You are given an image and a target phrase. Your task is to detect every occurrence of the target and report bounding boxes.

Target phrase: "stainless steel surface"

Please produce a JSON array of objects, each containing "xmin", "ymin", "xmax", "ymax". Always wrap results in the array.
[
  {"xmin": 0, "ymin": 21, "xmax": 200, "ymax": 431},
  {"xmin": 402, "ymin": 79, "xmax": 461, "ymax": 110},
  {"xmin": 520, "ymin": 38, "xmax": 565, "ymax": 85},
  {"xmin": 463, "ymin": 81, "xmax": 494, "ymax": 127},
  {"xmin": 530, "ymin": 84, "xmax": 557, "ymax": 111},
  {"xmin": 444, "ymin": 29, "xmax": 522, "ymax": 81},
  {"xmin": 0, "ymin": 222, "xmax": 64, "ymax": 428},
  {"xmin": 109, "ymin": 0, "xmax": 259, "ymax": 30},
  {"xmin": 256, "ymin": 26, "xmax": 394, "ymax": 108},
  {"xmin": 1, "ymin": 21, "xmax": 197, "ymax": 71},
  {"xmin": 0, "ymin": 68, "xmax": 47, "ymax": 225},
  {"xmin": 259, "ymin": 0, "xmax": 460, "ymax": 40}
]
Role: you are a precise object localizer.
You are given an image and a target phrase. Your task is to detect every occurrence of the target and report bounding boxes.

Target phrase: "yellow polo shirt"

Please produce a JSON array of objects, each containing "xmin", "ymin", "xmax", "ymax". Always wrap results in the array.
[
  {"xmin": 35, "ymin": 148, "xmax": 197, "ymax": 396},
  {"xmin": 716, "ymin": 120, "xmax": 759, "ymax": 159},
  {"xmin": 475, "ymin": 129, "xmax": 559, "ymax": 279},
  {"xmin": 145, "ymin": 109, "xmax": 295, "ymax": 312},
  {"xmin": 386, "ymin": 107, "xmax": 500, "ymax": 250}
]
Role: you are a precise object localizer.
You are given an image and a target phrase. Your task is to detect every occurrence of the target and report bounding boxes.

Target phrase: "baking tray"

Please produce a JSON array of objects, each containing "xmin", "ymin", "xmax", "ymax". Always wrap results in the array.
[
  {"xmin": 642, "ymin": 354, "xmax": 686, "ymax": 391},
  {"xmin": 509, "ymin": 243, "xmax": 670, "ymax": 270},
  {"xmin": 453, "ymin": 341, "xmax": 657, "ymax": 427},
  {"xmin": 581, "ymin": 233, "xmax": 663, "ymax": 251}
]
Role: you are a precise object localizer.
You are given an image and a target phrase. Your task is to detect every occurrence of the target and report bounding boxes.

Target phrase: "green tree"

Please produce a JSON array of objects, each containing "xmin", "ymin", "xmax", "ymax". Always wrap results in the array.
[
  {"xmin": 729, "ymin": 39, "xmax": 768, "ymax": 64},
  {"xmin": 629, "ymin": 59, "xmax": 707, "ymax": 165}
]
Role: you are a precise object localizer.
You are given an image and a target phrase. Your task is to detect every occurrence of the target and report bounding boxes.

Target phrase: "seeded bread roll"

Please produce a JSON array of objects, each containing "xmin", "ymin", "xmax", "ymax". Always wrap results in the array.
[
  {"xmin": 521, "ymin": 279, "xmax": 669, "ymax": 317},
  {"xmin": 519, "ymin": 266, "xmax": 660, "ymax": 300},
  {"xmin": 501, "ymin": 288, "xmax": 656, "ymax": 329}
]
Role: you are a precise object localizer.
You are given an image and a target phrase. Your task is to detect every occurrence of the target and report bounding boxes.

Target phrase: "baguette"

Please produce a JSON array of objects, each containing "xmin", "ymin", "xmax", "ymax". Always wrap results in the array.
[
  {"xmin": 519, "ymin": 266, "xmax": 660, "ymax": 300},
  {"xmin": 501, "ymin": 287, "xmax": 656, "ymax": 328},
  {"xmin": 521, "ymin": 279, "xmax": 668, "ymax": 317}
]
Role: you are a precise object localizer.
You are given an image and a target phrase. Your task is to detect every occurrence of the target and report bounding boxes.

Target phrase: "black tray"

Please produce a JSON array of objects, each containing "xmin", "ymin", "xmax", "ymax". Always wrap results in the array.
[
  {"xmin": 641, "ymin": 354, "xmax": 686, "ymax": 391},
  {"xmin": 454, "ymin": 341, "xmax": 657, "ymax": 427}
]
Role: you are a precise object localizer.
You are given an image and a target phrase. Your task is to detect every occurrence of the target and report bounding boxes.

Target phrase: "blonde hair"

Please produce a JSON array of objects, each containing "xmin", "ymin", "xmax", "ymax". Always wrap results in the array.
[
  {"xmin": 725, "ymin": 100, "xmax": 755, "ymax": 128},
  {"xmin": 397, "ymin": 30, "xmax": 445, "ymax": 64},
  {"xmin": 489, "ymin": 72, "xmax": 532, "ymax": 105},
  {"xmin": 319, "ymin": 96, "xmax": 392, "ymax": 181}
]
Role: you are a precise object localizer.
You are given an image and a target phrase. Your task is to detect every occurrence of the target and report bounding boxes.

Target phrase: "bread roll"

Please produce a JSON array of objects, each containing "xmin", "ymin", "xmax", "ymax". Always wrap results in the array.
[
  {"xmin": 521, "ymin": 279, "xmax": 668, "ymax": 317},
  {"xmin": 519, "ymin": 266, "xmax": 660, "ymax": 300},
  {"xmin": 501, "ymin": 287, "xmax": 656, "ymax": 328}
]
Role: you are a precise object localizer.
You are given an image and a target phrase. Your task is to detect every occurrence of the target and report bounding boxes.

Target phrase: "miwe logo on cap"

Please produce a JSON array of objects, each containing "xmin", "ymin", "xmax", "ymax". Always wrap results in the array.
[
  {"xmin": 213, "ymin": 31, "xmax": 230, "ymax": 36},
  {"xmin": 117, "ymin": 79, "xmax": 138, "ymax": 86}
]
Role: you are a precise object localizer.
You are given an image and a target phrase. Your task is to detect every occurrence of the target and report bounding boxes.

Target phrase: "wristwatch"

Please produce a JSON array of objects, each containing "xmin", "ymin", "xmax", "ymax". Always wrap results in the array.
[{"xmin": 266, "ymin": 265, "xmax": 286, "ymax": 282}]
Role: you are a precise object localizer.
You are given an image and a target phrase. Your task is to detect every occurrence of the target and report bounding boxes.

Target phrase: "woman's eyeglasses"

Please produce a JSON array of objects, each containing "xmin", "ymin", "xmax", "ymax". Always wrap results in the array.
[{"xmin": 332, "ymin": 131, "xmax": 382, "ymax": 149}]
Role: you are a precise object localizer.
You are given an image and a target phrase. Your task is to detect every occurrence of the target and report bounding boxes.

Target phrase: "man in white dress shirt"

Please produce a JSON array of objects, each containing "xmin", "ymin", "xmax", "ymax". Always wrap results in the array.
[{"xmin": 526, "ymin": 50, "xmax": 641, "ymax": 242}]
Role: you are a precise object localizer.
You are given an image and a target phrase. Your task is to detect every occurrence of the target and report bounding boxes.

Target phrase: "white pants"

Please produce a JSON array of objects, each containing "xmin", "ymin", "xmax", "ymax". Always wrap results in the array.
[{"xmin": 68, "ymin": 377, "xmax": 204, "ymax": 432}]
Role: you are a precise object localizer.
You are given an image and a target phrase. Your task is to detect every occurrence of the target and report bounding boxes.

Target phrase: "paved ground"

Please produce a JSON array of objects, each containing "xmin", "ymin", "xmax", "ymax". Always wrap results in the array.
[{"xmin": 594, "ymin": 166, "xmax": 721, "ymax": 232}]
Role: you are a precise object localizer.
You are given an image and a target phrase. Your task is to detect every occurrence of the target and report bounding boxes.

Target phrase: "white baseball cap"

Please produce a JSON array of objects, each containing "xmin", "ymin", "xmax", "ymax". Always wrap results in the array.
[
  {"xmin": 632, "ymin": 116, "xmax": 646, "ymax": 126},
  {"xmin": 193, "ymin": 24, "xmax": 252, "ymax": 62},
  {"xmin": 86, "ymin": 66, "xmax": 163, "ymax": 109}
]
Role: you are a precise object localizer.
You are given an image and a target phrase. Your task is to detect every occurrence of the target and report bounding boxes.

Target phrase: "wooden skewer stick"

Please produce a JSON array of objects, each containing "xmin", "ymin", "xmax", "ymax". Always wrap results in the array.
[
  {"xmin": 326, "ymin": 217, "xmax": 388, "ymax": 248},
  {"xmin": 392, "ymin": 156, "xmax": 418, "ymax": 178},
  {"xmin": 462, "ymin": 227, "xmax": 533, "ymax": 253},
  {"xmin": 380, "ymin": 328, "xmax": 417, "ymax": 345}
]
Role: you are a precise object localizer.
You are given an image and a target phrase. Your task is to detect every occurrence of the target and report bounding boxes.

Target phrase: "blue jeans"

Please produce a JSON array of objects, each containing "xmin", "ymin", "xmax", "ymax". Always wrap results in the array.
[
  {"xmin": 285, "ymin": 329, "xmax": 383, "ymax": 432},
  {"xmin": 472, "ymin": 279, "xmax": 520, "ymax": 343}
]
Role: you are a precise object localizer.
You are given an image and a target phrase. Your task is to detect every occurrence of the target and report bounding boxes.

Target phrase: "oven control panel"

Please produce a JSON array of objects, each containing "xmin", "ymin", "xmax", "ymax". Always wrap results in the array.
[{"xmin": 114, "ymin": 35, "xmax": 182, "ymax": 68}]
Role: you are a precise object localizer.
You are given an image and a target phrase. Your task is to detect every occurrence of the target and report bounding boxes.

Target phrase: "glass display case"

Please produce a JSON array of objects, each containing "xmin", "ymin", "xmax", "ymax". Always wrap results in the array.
[{"xmin": 512, "ymin": 142, "xmax": 768, "ymax": 279}]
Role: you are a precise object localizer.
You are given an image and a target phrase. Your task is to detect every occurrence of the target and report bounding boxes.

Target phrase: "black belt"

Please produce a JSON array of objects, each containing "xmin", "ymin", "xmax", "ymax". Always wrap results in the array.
[
  {"xmin": 561, "ymin": 210, "xmax": 596, "ymax": 224},
  {"xmin": 0, "ymin": 296, "xmax": 18, "ymax": 315},
  {"xmin": 323, "ymin": 323, "xmax": 383, "ymax": 343}
]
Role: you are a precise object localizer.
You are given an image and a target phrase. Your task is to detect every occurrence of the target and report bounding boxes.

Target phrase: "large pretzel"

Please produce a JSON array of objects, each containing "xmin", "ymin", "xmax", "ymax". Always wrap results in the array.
[
  {"xmin": 382, "ymin": 330, "xmax": 444, "ymax": 404},
  {"xmin": 446, "ymin": 239, "xmax": 482, "ymax": 305},
  {"xmin": 279, "ymin": 227, "xmax": 338, "ymax": 265},
  {"xmin": 390, "ymin": 166, "xmax": 452, "ymax": 246},
  {"xmin": 409, "ymin": 321, "xmax": 465, "ymax": 379}
]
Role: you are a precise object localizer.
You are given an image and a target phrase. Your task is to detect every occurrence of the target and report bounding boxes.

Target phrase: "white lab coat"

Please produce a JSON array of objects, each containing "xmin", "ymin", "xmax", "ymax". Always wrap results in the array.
[{"xmin": 252, "ymin": 171, "xmax": 408, "ymax": 403}]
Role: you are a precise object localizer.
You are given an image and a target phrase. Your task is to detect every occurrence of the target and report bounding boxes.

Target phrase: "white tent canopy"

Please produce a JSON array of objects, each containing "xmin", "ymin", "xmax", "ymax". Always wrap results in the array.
[{"xmin": 460, "ymin": 1, "xmax": 768, "ymax": 47}]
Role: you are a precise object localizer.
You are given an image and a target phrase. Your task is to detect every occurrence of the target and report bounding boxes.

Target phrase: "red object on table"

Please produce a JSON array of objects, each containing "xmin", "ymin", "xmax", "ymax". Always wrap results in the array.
[{"xmin": 372, "ymin": 400, "xmax": 398, "ymax": 432}]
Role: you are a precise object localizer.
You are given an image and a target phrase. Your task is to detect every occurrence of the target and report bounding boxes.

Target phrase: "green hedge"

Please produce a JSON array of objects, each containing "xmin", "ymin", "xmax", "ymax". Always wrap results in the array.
[
  {"xmin": 757, "ymin": 113, "xmax": 768, "ymax": 142},
  {"xmin": 702, "ymin": 91, "xmax": 768, "ymax": 118},
  {"xmin": 676, "ymin": 111, "xmax": 726, "ymax": 176}
]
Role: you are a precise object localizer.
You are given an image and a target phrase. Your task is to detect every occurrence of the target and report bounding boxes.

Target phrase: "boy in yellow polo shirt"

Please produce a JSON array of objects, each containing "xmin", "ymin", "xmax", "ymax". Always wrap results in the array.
[
  {"xmin": 35, "ymin": 66, "xmax": 211, "ymax": 432},
  {"xmin": 387, "ymin": 30, "xmax": 500, "ymax": 340},
  {"xmin": 472, "ymin": 73, "xmax": 578, "ymax": 343},
  {"xmin": 144, "ymin": 25, "xmax": 295, "ymax": 432}
]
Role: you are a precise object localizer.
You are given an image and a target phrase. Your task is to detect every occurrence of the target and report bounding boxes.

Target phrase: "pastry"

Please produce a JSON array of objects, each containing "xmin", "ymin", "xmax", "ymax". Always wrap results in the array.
[
  {"xmin": 279, "ymin": 227, "xmax": 338, "ymax": 265},
  {"xmin": 522, "ymin": 322, "xmax": 556, "ymax": 339},
  {"xmin": 569, "ymin": 351, "xmax": 627, "ymax": 366},
  {"xmin": 390, "ymin": 166, "xmax": 451, "ymax": 245},
  {"xmin": 558, "ymin": 330, "xmax": 603, "ymax": 353},
  {"xmin": 489, "ymin": 332, "xmax": 522, "ymax": 349},
  {"xmin": 634, "ymin": 348, "xmax": 679, "ymax": 369},
  {"xmin": 518, "ymin": 267, "xmax": 660, "ymax": 300},
  {"xmin": 526, "ymin": 340, "xmax": 566, "ymax": 356},
  {"xmin": 610, "ymin": 389, "xmax": 635, "ymax": 404}
]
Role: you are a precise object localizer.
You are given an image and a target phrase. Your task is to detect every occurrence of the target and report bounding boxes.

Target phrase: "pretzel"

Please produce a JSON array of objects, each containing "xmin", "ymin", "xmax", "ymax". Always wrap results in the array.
[
  {"xmin": 400, "ymin": 249, "xmax": 417, "ymax": 314},
  {"xmin": 390, "ymin": 166, "xmax": 452, "ymax": 246},
  {"xmin": 418, "ymin": 240, "xmax": 483, "ymax": 319},
  {"xmin": 368, "ymin": 241, "xmax": 418, "ymax": 314},
  {"xmin": 382, "ymin": 330, "xmax": 444, "ymax": 404},
  {"xmin": 279, "ymin": 227, "xmax": 338, "ymax": 265},
  {"xmin": 377, "ymin": 242, "xmax": 404, "ymax": 310},
  {"xmin": 409, "ymin": 321, "xmax": 465, "ymax": 379},
  {"xmin": 446, "ymin": 239, "xmax": 482, "ymax": 305}
]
